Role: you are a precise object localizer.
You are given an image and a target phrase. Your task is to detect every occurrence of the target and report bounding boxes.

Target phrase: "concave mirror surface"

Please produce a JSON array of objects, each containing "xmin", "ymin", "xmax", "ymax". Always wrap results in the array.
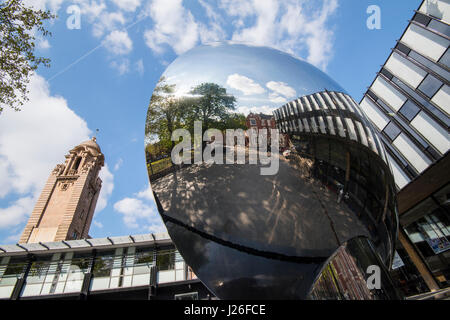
[{"xmin": 145, "ymin": 43, "xmax": 398, "ymax": 299}]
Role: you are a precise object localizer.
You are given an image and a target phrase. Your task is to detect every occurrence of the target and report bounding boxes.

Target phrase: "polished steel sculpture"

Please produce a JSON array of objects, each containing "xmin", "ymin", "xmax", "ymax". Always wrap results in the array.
[{"xmin": 145, "ymin": 43, "xmax": 402, "ymax": 299}]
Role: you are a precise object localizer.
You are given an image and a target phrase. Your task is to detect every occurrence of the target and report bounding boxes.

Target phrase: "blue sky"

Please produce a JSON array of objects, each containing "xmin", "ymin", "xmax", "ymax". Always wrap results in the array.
[{"xmin": 0, "ymin": 0, "xmax": 422, "ymax": 243}]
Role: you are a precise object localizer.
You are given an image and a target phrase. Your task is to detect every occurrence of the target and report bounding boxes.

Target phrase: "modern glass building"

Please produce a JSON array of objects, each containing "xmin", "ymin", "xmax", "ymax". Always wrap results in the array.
[
  {"xmin": 360, "ymin": 0, "xmax": 449, "ymax": 295},
  {"xmin": 0, "ymin": 233, "xmax": 213, "ymax": 300}
]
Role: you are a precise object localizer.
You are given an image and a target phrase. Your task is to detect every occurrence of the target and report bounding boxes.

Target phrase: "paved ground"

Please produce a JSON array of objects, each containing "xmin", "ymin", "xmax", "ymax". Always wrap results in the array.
[{"xmin": 152, "ymin": 146, "xmax": 370, "ymax": 258}]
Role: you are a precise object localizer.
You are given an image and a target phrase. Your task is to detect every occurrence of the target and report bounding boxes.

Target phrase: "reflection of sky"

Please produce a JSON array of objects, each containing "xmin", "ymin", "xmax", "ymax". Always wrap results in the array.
[{"xmin": 162, "ymin": 42, "xmax": 346, "ymax": 116}]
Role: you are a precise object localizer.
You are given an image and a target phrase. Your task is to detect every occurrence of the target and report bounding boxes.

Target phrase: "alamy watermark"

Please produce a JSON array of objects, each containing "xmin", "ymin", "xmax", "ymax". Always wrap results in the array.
[
  {"xmin": 366, "ymin": 265, "xmax": 381, "ymax": 289},
  {"xmin": 170, "ymin": 121, "xmax": 280, "ymax": 176},
  {"xmin": 66, "ymin": 5, "xmax": 81, "ymax": 30},
  {"xmin": 367, "ymin": 5, "xmax": 381, "ymax": 30}
]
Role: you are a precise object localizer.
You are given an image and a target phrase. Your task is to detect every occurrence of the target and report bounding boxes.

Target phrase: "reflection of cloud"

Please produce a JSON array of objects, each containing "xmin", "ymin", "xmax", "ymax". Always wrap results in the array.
[
  {"xmin": 236, "ymin": 105, "xmax": 276, "ymax": 116},
  {"xmin": 268, "ymin": 93, "xmax": 287, "ymax": 104},
  {"xmin": 266, "ymin": 81, "xmax": 296, "ymax": 98},
  {"xmin": 226, "ymin": 74, "xmax": 265, "ymax": 95}
]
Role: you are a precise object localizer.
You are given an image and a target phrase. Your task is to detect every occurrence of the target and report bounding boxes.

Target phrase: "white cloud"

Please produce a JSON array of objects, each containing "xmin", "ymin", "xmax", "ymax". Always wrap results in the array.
[
  {"xmin": 0, "ymin": 75, "xmax": 81, "ymax": 227},
  {"xmin": 23, "ymin": 0, "xmax": 64, "ymax": 12},
  {"xmin": 0, "ymin": 74, "xmax": 114, "ymax": 230},
  {"xmin": 0, "ymin": 74, "xmax": 91, "ymax": 196},
  {"xmin": 96, "ymin": 163, "xmax": 114, "ymax": 214},
  {"xmin": 114, "ymin": 184, "xmax": 164, "ymax": 231},
  {"xmin": 111, "ymin": 0, "xmax": 141, "ymax": 12},
  {"xmin": 93, "ymin": 220, "xmax": 104, "ymax": 229},
  {"xmin": 3, "ymin": 231, "xmax": 23, "ymax": 244},
  {"xmin": 266, "ymin": 81, "xmax": 296, "ymax": 99},
  {"xmin": 135, "ymin": 59, "xmax": 145, "ymax": 75},
  {"xmin": 236, "ymin": 105, "xmax": 275, "ymax": 116},
  {"xmin": 0, "ymin": 197, "xmax": 35, "ymax": 230},
  {"xmin": 136, "ymin": 184, "xmax": 154, "ymax": 201},
  {"xmin": 268, "ymin": 93, "xmax": 287, "ymax": 104},
  {"xmin": 143, "ymin": 0, "xmax": 199, "ymax": 55},
  {"xmin": 110, "ymin": 58, "xmax": 131, "ymax": 75},
  {"xmin": 226, "ymin": 74, "xmax": 265, "ymax": 95},
  {"xmin": 220, "ymin": 0, "xmax": 339, "ymax": 70},
  {"xmin": 103, "ymin": 30, "xmax": 133, "ymax": 55},
  {"xmin": 37, "ymin": 38, "xmax": 51, "ymax": 50},
  {"xmin": 228, "ymin": 0, "xmax": 279, "ymax": 46},
  {"xmin": 114, "ymin": 197, "xmax": 158, "ymax": 229},
  {"xmin": 114, "ymin": 158, "xmax": 123, "ymax": 171},
  {"xmin": 92, "ymin": 11, "xmax": 126, "ymax": 38}
]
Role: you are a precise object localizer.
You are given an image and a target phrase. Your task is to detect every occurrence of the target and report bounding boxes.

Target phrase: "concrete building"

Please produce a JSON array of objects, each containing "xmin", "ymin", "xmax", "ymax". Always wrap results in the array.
[
  {"xmin": 20, "ymin": 138, "xmax": 104, "ymax": 243},
  {"xmin": 0, "ymin": 233, "xmax": 213, "ymax": 300},
  {"xmin": 360, "ymin": 0, "xmax": 449, "ymax": 295}
]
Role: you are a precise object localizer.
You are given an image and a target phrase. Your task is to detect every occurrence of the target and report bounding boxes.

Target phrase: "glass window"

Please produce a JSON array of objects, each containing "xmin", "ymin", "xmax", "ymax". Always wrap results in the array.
[
  {"xmin": 175, "ymin": 292, "xmax": 199, "ymax": 300},
  {"xmin": 409, "ymin": 50, "xmax": 450, "ymax": 82},
  {"xmin": 27, "ymin": 256, "xmax": 52, "ymax": 282},
  {"xmin": 2, "ymin": 257, "xmax": 27, "ymax": 278},
  {"xmin": 92, "ymin": 250, "xmax": 115, "ymax": 277},
  {"xmin": 399, "ymin": 100, "xmax": 420, "ymax": 121},
  {"xmin": 418, "ymin": 74, "xmax": 442, "ymax": 98},
  {"xmin": 249, "ymin": 118, "xmax": 256, "ymax": 126},
  {"xmin": 135, "ymin": 246, "xmax": 154, "ymax": 265},
  {"xmin": 157, "ymin": 249, "xmax": 175, "ymax": 271},
  {"xmin": 396, "ymin": 42, "xmax": 411, "ymax": 55},
  {"xmin": 71, "ymin": 252, "xmax": 92, "ymax": 272},
  {"xmin": 392, "ymin": 77, "xmax": 450, "ymax": 127},
  {"xmin": 383, "ymin": 122, "xmax": 401, "ymax": 141},
  {"xmin": 413, "ymin": 12, "xmax": 431, "ymax": 26},
  {"xmin": 433, "ymin": 184, "xmax": 450, "ymax": 207},
  {"xmin": 439, "ymin": 48, "xmax": 450, "ymax": 68},
  {"xmin": 428, "ymin": 19, "xmax": 450, "ymax": 37}
]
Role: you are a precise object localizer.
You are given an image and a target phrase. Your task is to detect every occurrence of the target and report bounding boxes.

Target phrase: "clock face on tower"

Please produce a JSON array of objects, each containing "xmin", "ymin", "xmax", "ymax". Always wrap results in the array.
[{"xmin": 145, "ymin": 43, "xmax": 399, "ymax": 299}]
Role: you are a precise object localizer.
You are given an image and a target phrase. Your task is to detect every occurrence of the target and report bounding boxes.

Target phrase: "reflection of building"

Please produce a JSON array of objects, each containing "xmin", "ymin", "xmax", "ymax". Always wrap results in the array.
[
  {"xmin": 360, "ymin": 0, "xmax": 450, "ymax": 295},
  {"xmin": 246, "ymin": 113, "xmax": 276, "ymax": 130},
  {"xmin": 20, "ymin": 138, "xmax": 104, "ymax": 244},
  {"xmin": 0, "ymin": 233, "xmax": 213, "ymax": 300},
  {"xmin": 309, "ymin": 237, "xmax": 401, "ymax": 300},
  {"xmin": 273, "ymin": 90, "xmax": 387, "ymax": 159},
  {"xmin": 273, "ymin": 90, "xmax": 398, "ymax": 268}
]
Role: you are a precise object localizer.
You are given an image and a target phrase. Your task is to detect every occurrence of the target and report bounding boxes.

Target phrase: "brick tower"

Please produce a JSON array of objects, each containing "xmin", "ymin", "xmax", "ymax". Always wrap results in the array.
[{"xmin": 19, "ymin": 138, "xmax": 104, "ymax": 243}]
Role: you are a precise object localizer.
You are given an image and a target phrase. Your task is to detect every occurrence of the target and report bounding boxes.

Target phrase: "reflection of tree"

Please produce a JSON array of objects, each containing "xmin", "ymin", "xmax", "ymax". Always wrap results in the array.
[
  {"xmin": 146, "ymin": 76, "xmax": 185, "ymax": 155},
  {"xmin": 213, "ymin": 113, "xmax": 247, "ymax": 131},
  {"xmin": 146, "ymin": 80, "xmax": 238, "ymax": 155},
  {"xmin": 188, "ymin": 83, "xmax": 236, "ymax": 132}
]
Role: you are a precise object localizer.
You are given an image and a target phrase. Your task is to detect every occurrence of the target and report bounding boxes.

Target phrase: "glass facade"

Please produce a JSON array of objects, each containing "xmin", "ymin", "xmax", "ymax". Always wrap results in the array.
[
  {"xmin": 361, "ymin": 0, "xmax": 450, "ymax": 293},
  {"xmin": 0, "ymin": 234, "xmax": 198, "ymax": 300},
  {"xmin": 361, "ymin": 0, "xmax": 450, "ymax": 190},
  {"xmin": 401, "ymin": 184, "xmax": 450, "ymax": 288}
]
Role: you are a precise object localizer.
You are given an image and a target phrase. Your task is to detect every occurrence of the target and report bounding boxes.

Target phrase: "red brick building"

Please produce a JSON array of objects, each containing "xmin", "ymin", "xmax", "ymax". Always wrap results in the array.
[{"xmin": 246, "ymin": 113, "xmax": 276, "ymax": 130}]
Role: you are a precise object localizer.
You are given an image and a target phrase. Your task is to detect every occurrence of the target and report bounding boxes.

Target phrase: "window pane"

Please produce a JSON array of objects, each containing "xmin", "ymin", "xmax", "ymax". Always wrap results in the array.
[
  {"xmin": 135, "ymin": 247, "xmax": 154, "ymax": 265},
  {"xmin": 399, "ymin": 100, "xmax": 420, "ymax": 121},
  {"xmin": 439, "ymin": 48, "xmax": 450, "ymax": 67},
  {"xmin": 418, "ymin": 74, "xmax": 442, "ymax": 98},
  {"xmin": 92, "ymin": 250, "xmax": 115, "ymax": 277},
  {"xmin": 428, "ymin": 19, "xmax": 450, "ymax": 37},
  {"xmin": 383, "ymin": 122, "xmax": 401, "ymax": 140},
  {"xmin": 157, "ymin": 249, "xmax": 175, "ymax": 271}
]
